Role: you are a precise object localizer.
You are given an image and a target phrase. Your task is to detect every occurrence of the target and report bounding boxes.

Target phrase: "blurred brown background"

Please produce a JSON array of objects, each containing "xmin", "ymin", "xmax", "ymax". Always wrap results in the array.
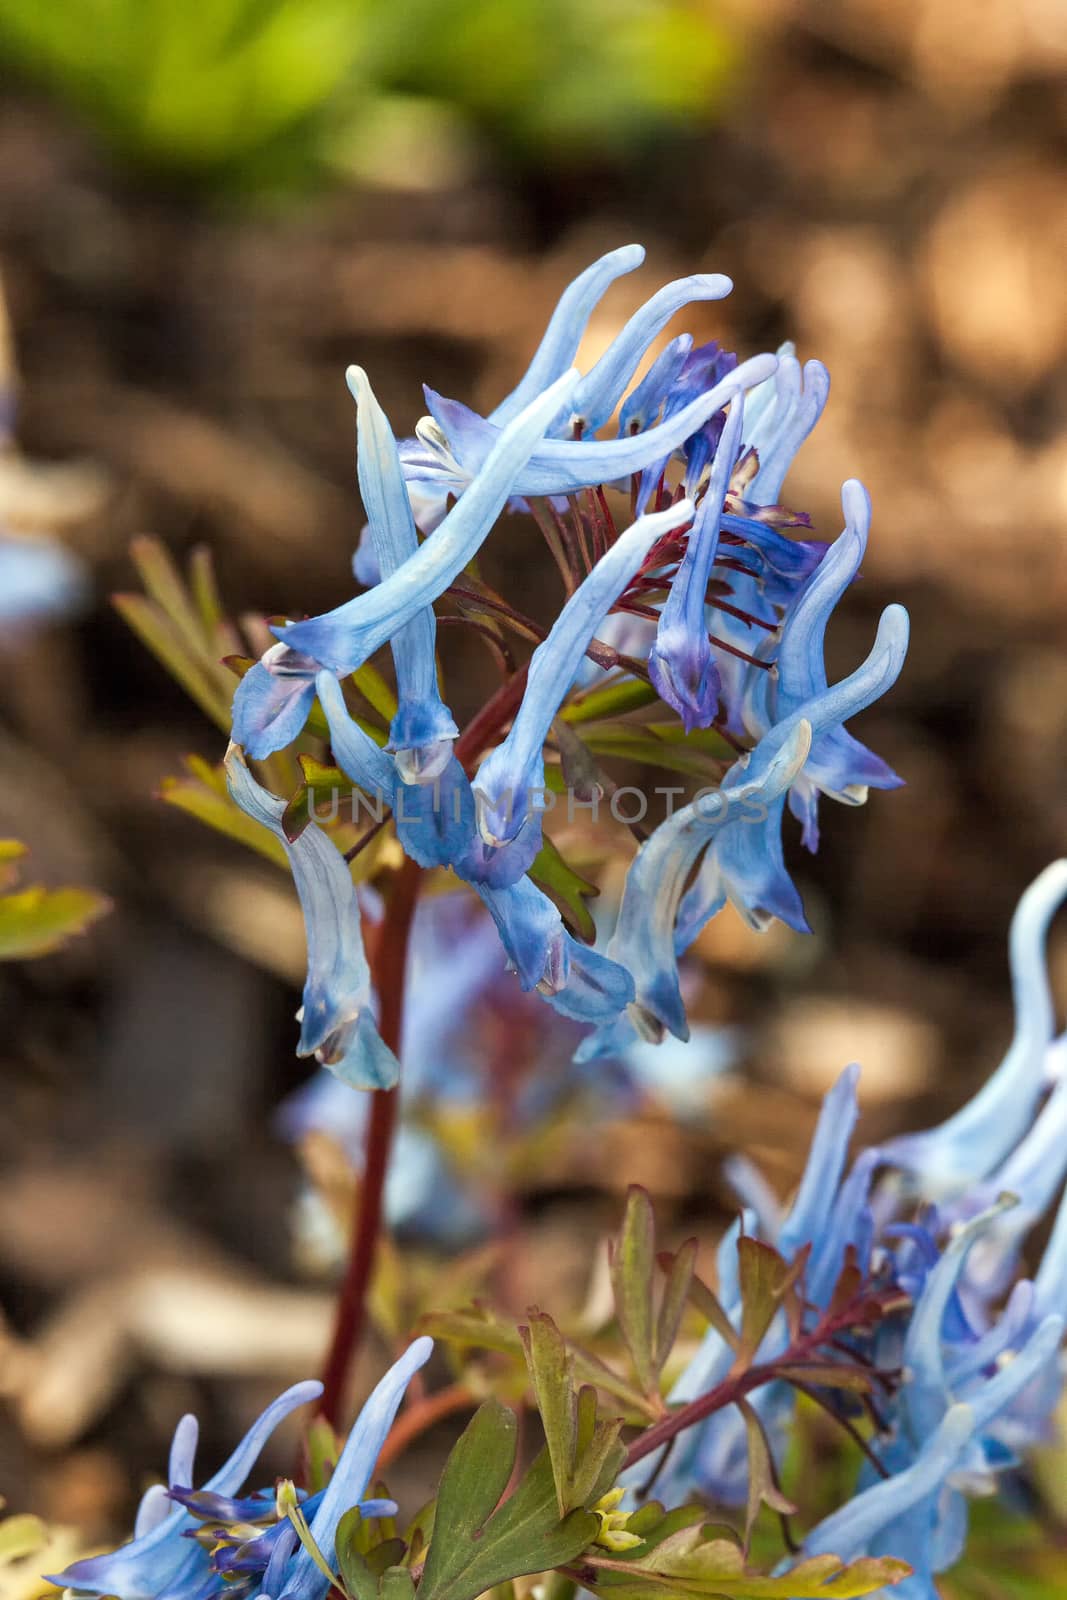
[{"xmin": 0, "ymin": 0, "xmax": 1065, "ymax": 1542}]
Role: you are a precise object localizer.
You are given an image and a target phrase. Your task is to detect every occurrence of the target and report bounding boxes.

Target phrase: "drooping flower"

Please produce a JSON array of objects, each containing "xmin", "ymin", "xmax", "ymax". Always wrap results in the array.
[{"xmin": 225, "ymin": 744, "xmax": 399, "ymax": 1090}]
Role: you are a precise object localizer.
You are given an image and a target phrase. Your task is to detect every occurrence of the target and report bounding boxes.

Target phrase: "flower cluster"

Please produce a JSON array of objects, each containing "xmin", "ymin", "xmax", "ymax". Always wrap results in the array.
[
  {"xmin": 225, "ymin": 245, "xmax": 909, "ymax": 1086},
  {"xmin": 48, "ymin": 1339, "xmax": 434, "ymax": 1600},
  {"xmin": 651, "ymin": 862, "xmax": 1067, "ymax": 1597}
]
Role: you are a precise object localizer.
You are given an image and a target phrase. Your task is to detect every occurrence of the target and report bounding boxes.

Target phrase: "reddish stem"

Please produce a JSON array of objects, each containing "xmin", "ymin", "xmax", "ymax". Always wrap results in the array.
[
  {"xmin": 454, "ymin": 663, "xmax": 529, "ymax": 771},
  {"xmin": 622, "ymin": 1291, "xmax": 894, "ymax": 1471},
  {"xmin": 318, "ymin": 857, "xmax": 422, "ymax": 1426}
]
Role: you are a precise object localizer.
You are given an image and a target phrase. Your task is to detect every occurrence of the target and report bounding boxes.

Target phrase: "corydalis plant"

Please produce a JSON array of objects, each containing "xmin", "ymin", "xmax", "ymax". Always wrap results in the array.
[{"xmin": 215, "ymin": 243, "xmax": 908, "ymax": 1082}]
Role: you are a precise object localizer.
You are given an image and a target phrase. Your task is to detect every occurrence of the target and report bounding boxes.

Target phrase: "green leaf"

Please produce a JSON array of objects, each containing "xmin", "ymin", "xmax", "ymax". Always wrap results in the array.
[
  {"xmin": 653, "ymin": 1239, "xmax": 697, "ymax": 1377},
  {"xmin": 737, "ymin": 1398, "xmax": 796, "ymax": 1554},
  {"xmin": 0, "ymin": 883, "xmax": 111, "ymax": 959},
  {"xmin": 562, "ymin": 678, "xmax": 659, "ymax": 725},
  {"xmin": 336, "ymin": 1510, "xmax": 379, "ymax": 1600},
  {"xmin": 306, "ymin": 1417, "xmax": 342, "ymax": 1495},
  {"xmin": 380, "ymin": 1567, "xmax": 417, "ymax": 1600},
  {"xmin": 418, "ymin": 1400, "xmax": 599, "ymax": 1600},
  {"xmin": 569, "ymin": 1386, "xmax": 626, "ymax": 1508},
  {"xmin": 736, "ymin": 1240, "xmax": 802, "ymax": 1366},
  {"xmin": 681, "ymin": 1268, "xmax": 739, "ymax": 1353},
  {"xmin": 586, "ymin": 1523, "xmax": 910, "ymax": 1598},
  {"xmin": 528, "ymin": 836, "xmax": 599, "ymax": 944},
  {"xmin": 520, "ymin": 1314, "xmax": 576, "ymax": 1516},
  {"xmin": 160, "ymin": 759, "xmax": 291, "ymax": 869},
  {"xmin": 580, "ymin": 725, "xmax": 732, "ymax": 780},
  {"xmin": 351, "ymin": 662, "xmax": 398, "ymax": 727},
  {"xmin": 114, "ymin": 592, "xmax": 233, "ymax": 732},
  {"xmin": 611, "ymin": 1187, "xmax": 657, "ymax": 1396}
]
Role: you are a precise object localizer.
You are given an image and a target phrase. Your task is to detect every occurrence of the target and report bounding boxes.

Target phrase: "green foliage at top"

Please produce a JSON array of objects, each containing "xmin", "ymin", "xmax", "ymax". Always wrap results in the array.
[{"xmin": 0, "ymin": 0, "xmax": 738, "ymax": 190}]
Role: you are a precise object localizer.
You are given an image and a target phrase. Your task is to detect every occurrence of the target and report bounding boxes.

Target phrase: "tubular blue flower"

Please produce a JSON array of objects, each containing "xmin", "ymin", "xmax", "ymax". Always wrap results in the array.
[
  {"xmin": 472, "ymin": 499, "xmax": 695, "ymax": 855},
  {"xmin": 766, "ymin": 480, "xmax": 904, "ymax": 850},
  {"xmin": 951, "ymin": 1070, "xmax": 1067, "ymax": 1300},
  {"xmin": 316, "ymin": 671, "xmax": 480, "ymax": 874},
  {"xmin": 409, "ymin": 353, "xmax": 776, "ymax": 506},
  {"xmin": 346, "ymin": 365, "xmax": 459, "ymax": 782},
  {"xmin": 225, "ymin": 744, "xmax": 399, "ymax": 1090},
  {"xmin": 617, "ymin": 334, "xmax": 693, "ymax": 436},
  {"xmin": 743, "ymin": 351, "xmax": 830, "ymax": 508},
  {"xmin": 315, "ymin": 671, "xmax": 397, "ymax": 803},
  {"xmin": 265, "ymin": 1337, "xmax": 433, "ymax": 1600},
  {"xmin": 879, "ymin": 859, "xmax": 1067, "ymax": 1191},
  {"xmin": 0, "ymin": 532, "xmax": 86, "ymax": 626},
  {"xmin": 489, "ymin": 244, "xmax": 646, "ymax": 427},
  {"xmin": 554, "ymin": 271, "xmax": 733, "ymax": 438},
  {"xmin": 653, "ymin": 1067, "xmax": 863, "ymax": 1509},
  {"xmin": 263, "ymin": 366, "xmax": 580, "ymax": 681},
  {"xmin": 230, "ymin": 644, "xmax": 321, "ymax": 761},
  {"xmin": 602, "ymin": 718, "xmax": 813, "ymax": 1044},
  {"xmin": 677, "ymin": 601, "xmax": 910, "ymax": 944},
  {"xmin": 49, "ymin": 1381, "xmax": 323, "ymax": 1600},
  {"xmin": 647, "ymin": 394, "xmax": 743, "ymax": 731},
  {"xmin": 798, "ymin": 1402, "xmax": 976, "ymax": 1570},
  {"xmin": 474, "ymin": 876, "xmax": 634, "ymax": 1025}
]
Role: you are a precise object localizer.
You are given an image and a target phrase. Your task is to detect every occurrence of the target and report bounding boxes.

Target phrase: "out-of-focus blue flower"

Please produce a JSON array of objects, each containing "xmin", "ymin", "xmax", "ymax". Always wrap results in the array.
[
  {"xmin": 225, "ymin": 744, "xmax": 399, "ymax": 1090},
  {"xmin": 653, "ymin": 865, "xmax": 1067, "ymax": 1583},
  {"xmin": 879, "ymin": 859, "xmax": 1067, "ymax": 1191},
  {"xmin": 278, "ymin": 893, "xmax": 740, "ymax": 1247},
  {"xmin": 0, "ymin": 532, "xmax": 86, "ymax": 627}
]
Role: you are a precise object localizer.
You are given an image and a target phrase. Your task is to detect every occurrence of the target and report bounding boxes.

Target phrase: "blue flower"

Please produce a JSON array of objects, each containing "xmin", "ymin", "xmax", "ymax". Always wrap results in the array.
[
  {"xmin": 51, "ymin": 1342, "xmax": 432, "ymax": 1600},
  {"xmin": 742, "ymin": 347, "xmax": 830, "ymax": 509},
  {"xmin": 48, "ymin": 1381, "xmax": 324, "ymax": 1600},
  {"xmin": 405, "ymin": 353, "xmax": 776, "ymax": 509},
  {"xmin": 275, "ymin": 369, "xmax": 578, "ymax": 675},
  {"xmin": 647, "ymin": 395, "xmax": 742, "ymax": 731},
  {"xmin": 471, "ymin": 499, "xmax": 694, "ymax": 858},
  {"xmin": 879, "ymin": 860, "xmax": 1067, "ymax": 1191},
  {"xmin": 601, "ymin": 601, "xmax": 908, "ymax": 1048},
  {"xmin": 0, "ymin": 532, "xmax": 86, "ymax": 626},
  {"xmin": 601, "ymin": 718, "xmax": 814, "ymax": 1045},
  {"xmin": 346, "ymin": 366, "xmax": 459, "ymax": 782},
  {"xmin": 489, "ymin": 244, "xmax": 646, "ymax": 428},
  {"xmin": 225, "ymin": 744, "xmax": 399, "ymax": 1090},
  {"xmin": 262, "ymin": 1338, "xmax": 433, "ymax": 1600},
  {"xmin": 764, "ymin": 480, "xmax": 904, "ymax": 851},
  {"xmin": 677, "ymin": 601, "xmax": 909, "ymax": 943}
]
